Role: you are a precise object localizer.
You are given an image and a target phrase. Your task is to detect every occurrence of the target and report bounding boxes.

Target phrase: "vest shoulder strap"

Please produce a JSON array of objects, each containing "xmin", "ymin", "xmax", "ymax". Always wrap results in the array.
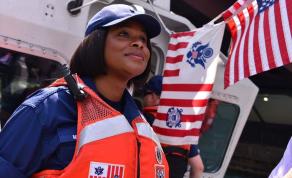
[{"xmin": 50, "ymin": 74, "xmax": 87, "ymax": 101}]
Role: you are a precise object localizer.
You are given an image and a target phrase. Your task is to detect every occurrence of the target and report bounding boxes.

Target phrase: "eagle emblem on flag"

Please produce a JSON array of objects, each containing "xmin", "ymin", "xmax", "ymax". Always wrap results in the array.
[
  {"xmin": 166, "ymin": 107, "xmax": 183, "ymax": 128},
  {"xmin": 186, "ymin": 41, "xmax": 213, "ymax": 69}
]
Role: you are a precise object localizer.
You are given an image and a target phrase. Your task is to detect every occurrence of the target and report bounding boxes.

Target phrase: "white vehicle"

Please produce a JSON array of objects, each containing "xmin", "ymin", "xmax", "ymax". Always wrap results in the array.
[{"xmin": 0, "ymin": 0, "xmax": 291, "ymax": 177}]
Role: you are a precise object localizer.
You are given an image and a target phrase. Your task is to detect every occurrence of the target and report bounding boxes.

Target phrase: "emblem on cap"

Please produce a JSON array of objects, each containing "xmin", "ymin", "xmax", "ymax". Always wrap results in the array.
[{"xmin": 155, "ymin": 146, "xmax": 163, "ymax": 164}]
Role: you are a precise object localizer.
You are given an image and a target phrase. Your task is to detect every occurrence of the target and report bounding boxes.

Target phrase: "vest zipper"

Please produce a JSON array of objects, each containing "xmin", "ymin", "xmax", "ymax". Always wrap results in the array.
[{"xmin": 137, "ymin": 140, "xmax": 141, "ymax": 178}]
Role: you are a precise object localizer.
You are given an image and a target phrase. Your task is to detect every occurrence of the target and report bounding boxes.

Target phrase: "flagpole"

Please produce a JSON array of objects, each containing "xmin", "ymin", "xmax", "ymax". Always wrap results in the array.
[
  {"xmin": 147, "ymin": 0, "xmax": 174, "ymax": 35},
  {"xmin": 208, "ymin": 12, "xmax": 224, "ymax": 25},
  {"xmin": 207, "ymin": 0, "xmax": 255, "ymax": 24}
]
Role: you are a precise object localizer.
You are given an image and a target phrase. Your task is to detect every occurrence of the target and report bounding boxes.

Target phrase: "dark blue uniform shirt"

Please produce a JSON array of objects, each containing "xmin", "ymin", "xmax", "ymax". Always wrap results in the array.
[{"xmin": 0, "ymin": 78, "xmax": 140, "ymax": 178}]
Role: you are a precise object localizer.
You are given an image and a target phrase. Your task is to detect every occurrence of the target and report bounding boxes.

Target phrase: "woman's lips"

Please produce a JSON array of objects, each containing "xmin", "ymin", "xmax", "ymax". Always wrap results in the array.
[{"xmin": 125, "ymin": 52, "xmax": 144, "ymax": 61}]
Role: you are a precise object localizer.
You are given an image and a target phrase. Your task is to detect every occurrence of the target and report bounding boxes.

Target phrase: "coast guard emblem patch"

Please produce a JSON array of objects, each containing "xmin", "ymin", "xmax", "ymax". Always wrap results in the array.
[
  {"xmin": 166, "ymin": 107, "xmax": 183, "ymax": 128},
  {"xmin": 155, "ymin": 164, "xmax": 165, "ymax": 178},
  {"xmin": 155, "ymin": 146, "xmax": 163, "ymax": 164},
  {"xmin": 88, "ymin": 162, "xmax": 124, "ymax": 178}
]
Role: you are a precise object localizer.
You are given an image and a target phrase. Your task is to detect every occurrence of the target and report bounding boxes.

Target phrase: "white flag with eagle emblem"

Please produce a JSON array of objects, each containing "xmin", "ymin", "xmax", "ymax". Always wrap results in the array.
[{"xmin": 152, "ymin": 22, "xmax": 225, "ymax": 145}]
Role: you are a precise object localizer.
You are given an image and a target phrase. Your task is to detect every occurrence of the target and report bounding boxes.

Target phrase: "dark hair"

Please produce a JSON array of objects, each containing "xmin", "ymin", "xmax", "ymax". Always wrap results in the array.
[
  {"xmin": 69, "ymin": 28, "xmax": 152, "ymax": 87},
  {"xmin": 70, "ymin": 29, "xmax": 107, "ymax": 78}
]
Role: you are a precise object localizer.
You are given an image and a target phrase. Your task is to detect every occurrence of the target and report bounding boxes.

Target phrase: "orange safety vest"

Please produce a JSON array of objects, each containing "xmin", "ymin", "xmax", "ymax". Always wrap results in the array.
[{"xmin": 32, "ymin": 76, "xmax": 169, "ymax": 178}]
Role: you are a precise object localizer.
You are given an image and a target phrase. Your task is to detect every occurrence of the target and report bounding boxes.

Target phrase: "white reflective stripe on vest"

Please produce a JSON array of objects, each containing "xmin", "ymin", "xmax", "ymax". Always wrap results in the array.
[
  {"xmin": 78, "ymin": 115, "xmax": 134, "ymax": 152},
  {"xmin": 136, "ymin": 123, "xmax": 162, "ymax": 149}
]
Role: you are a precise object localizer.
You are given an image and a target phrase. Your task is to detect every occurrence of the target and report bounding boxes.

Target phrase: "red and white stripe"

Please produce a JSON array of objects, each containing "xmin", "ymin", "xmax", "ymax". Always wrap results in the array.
[
  {"xmin": 224, "ymin": 0, "xmax": 292, "ymax": 88},
  {"xmin": 223, "ymin": 0, "xmax": 249, "ymax": 20},
  {"xmin": 153, "ymin": 23, "xmax": 225, "ymax": 145},
  {"xmin": 106, "ymin": 165, "xmax": 124, "ymax": 178}
]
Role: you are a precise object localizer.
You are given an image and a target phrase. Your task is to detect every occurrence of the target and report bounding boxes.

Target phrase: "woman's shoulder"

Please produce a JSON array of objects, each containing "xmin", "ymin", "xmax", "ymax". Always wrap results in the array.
[
  {"xmin": 22, "ymin": 86, "xmax": 73, "ymax": 108},
  {"xmin": 12, "ymin": 86, "xmax": 77, "ymax": 128}
]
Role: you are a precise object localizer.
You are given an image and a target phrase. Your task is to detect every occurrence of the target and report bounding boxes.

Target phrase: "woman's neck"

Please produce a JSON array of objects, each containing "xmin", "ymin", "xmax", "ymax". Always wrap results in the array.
[{"xmin": 94, "ymin": 75, "xmax": 128, "ymax": 102}]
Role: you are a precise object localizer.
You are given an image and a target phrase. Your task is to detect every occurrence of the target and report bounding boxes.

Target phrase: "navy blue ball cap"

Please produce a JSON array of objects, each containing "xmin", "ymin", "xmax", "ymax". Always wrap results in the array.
[
  {"xmin": 143, "ymin": 75, "xmax": 163, "ymax": 96},
  {"xmin": 85, "ymin": 4, "xmax": 161, "ymax": 38}
]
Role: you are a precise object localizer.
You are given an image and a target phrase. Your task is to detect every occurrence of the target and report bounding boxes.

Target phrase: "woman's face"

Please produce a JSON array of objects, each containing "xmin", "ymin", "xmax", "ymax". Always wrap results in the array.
[{"xmin": 104, "ymin": 20, "xmax": 150, "ymax": 81}]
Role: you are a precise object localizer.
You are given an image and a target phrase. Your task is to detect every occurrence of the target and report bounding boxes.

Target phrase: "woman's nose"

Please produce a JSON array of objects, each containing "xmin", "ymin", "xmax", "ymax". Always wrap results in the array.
[{"xmin": 130, "ymin": 39, "xmax": 144, "ymax": 48}]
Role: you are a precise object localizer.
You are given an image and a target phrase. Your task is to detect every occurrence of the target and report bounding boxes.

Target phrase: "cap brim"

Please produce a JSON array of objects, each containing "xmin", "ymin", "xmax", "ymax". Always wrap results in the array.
[{"xmin": 103, "ymin": 14, "xmax": 161, "ymax": 39}]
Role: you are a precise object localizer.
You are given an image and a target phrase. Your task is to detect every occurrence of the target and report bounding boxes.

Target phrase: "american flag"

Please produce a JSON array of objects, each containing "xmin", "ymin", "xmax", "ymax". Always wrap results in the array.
[
  {"xmin": 224, "ymin": 0, "xmax": 292, "ymax": 88},
  {"xmin": 152, "ymin": 23, "xmax": 225, "ymax": 145},
  {"xmin": 223, "ymin": 0, "xmax": 249, "ymax": 20},
  {"xmin": 89, "ymin": 162, "xmax": 124, "ymax": 178}
]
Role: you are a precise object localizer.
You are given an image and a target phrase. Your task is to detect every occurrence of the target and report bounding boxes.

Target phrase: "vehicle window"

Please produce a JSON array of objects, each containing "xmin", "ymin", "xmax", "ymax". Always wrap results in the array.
[
  {"xmin": 0, "ymin": 47, "xmax": 62, "ymax": 127},
  {"xmin": 251, "ymin": 93, "xmax": 292, "ymax": 125},
  {"xmin": 226, "ymin": 93, "xmax": 292, "ymax": 177},
  {"xmin": 199, "ymin": 100, "xmax": 240, "ymax": 172}
]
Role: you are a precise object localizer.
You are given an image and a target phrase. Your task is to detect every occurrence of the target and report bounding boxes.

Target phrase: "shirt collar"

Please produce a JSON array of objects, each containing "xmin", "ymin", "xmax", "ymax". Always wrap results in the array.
[{"xmin": 81, "ymin": 77, "xmax": 142, "ymax": 121}]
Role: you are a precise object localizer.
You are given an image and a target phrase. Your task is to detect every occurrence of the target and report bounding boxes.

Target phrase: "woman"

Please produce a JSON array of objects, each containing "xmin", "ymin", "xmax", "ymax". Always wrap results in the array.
[{"xmin": 0, "ymin": 4, "xmax": 169, "ymax": 178}]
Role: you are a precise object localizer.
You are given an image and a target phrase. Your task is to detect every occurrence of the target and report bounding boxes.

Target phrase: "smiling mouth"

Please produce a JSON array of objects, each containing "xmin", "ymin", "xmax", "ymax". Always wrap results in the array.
[{"xmin": 125, "ymin": 53, "xmax": 144, "ymax": 61}]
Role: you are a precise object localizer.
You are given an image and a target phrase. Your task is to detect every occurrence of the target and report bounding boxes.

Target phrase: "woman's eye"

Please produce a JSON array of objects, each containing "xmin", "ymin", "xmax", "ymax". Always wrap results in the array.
[
  {"xmin": 118, "ymin": 31, "xmax": 129, "ymax": 37},
  {"xmin": 140, "ymin": 36, "xmax": 147, "ymax": 43}
]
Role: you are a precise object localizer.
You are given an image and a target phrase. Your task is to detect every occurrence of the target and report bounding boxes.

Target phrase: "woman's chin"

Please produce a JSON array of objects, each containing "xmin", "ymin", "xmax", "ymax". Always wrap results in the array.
[{"xmin": 126, "ymin": 66, "xmax": 147, "ymax": 78}]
